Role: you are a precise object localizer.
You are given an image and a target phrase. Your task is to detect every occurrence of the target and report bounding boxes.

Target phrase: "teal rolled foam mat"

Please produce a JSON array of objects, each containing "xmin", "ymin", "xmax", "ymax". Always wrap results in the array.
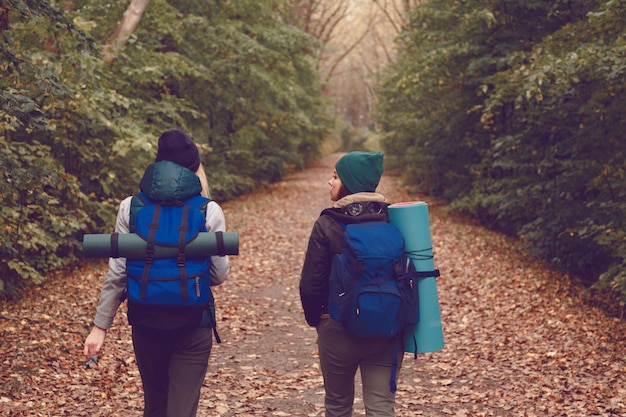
[{"xmin": 388, "ymin": 201, "xmax": 444, "ymax": 353}]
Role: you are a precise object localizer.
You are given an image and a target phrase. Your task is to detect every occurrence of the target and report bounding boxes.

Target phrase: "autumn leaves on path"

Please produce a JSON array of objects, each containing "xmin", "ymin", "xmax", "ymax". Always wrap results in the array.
[
  {"xmin": 208, "ymin": 153, "xmax": 626, "ymax": 416},
  {"xmin": 1, "ymin": 153, "xmax": 625, "ymax": 416}
]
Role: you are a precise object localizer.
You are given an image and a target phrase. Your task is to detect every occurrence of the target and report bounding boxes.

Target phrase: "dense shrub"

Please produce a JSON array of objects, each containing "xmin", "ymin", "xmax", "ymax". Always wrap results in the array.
[
  {"xmin": 376, "ymin": 0, "xmax": 626, "ymax": 310},
  {"xmin": 0, "ymin": 0, "xmax": 331, "ymax": 297}
]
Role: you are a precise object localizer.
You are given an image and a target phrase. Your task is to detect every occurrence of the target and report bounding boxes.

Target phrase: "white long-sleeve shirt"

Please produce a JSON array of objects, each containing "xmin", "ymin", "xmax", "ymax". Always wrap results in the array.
[{"xmin": 92, "ymin": 196, "xmax": 230, "ymax": 330}]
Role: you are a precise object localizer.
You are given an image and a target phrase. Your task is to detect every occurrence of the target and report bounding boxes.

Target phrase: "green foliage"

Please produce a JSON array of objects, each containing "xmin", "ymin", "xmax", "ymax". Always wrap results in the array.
[
  {"xmin": 376, "ymin": 0, "xmax": 626, "ymax": 308},
  {"xmin": 1, "ymin": 0, "xmax": 103, "ymax": 296},
  {"xmin": 0, "ymin": 0, "xmax": 331, "ymax": 297},
  {"xmin": 94, "ymin": 0, "xmax": 331, "ymax": 199}
]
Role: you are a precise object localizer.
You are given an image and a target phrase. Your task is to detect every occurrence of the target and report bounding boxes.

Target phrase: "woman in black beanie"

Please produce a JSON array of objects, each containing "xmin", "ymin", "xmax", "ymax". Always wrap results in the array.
[
  {"xmin": 299, "ymin": 151, "xmax": 403, "ymax": 417},
  {"xmin": 84, "ymin": 129, "xmax": 230, "ymax": 417}
]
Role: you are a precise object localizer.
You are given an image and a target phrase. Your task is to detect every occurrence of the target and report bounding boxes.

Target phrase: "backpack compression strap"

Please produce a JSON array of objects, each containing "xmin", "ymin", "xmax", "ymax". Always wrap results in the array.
[
  {"xmin": 405, "ymin": 247, "xmax": 441, "ymax": 279},
  {"xmin": 177, "ymin": 204, "xmax": 191, "ymax": 302},
  {"xmin": 215, "ymin": 231, "xmax": 226, "ymax": 256},
  {"xmin": 140, "ymin": 204, "xmax": 161, "ymax": 299}
]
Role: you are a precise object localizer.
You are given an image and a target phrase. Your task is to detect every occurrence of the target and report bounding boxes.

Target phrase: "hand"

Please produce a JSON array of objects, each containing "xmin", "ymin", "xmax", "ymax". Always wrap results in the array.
[{"xmin": 84, "ymin": 326, "xmax": 107, "ymax": 359}]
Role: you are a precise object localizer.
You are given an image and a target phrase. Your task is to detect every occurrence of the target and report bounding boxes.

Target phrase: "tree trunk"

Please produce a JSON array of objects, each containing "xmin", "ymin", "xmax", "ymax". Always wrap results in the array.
[
  {"xmin": 102, "ymin": 0, "xmax": 150, "ymax": 63},
  {"xmin": 1, "ymin": 5, "xmax": 10, "ymax": 30}
]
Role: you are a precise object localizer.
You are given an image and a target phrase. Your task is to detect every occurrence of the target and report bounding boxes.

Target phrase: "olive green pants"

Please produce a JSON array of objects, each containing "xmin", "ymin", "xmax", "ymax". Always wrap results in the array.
[{"xmin": 317, "ymin": 318, "xmax": 403, "ymax": 417}]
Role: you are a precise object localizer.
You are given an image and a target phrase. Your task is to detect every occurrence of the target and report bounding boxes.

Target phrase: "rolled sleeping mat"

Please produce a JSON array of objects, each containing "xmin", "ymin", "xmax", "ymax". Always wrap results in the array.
[
  {"xmin": 82, "ymin": 232, "xmax": 239, "ymax": 259},
  {"xmin": 388, "ymin": 201, "xmax": 444, "ymax": 354}
]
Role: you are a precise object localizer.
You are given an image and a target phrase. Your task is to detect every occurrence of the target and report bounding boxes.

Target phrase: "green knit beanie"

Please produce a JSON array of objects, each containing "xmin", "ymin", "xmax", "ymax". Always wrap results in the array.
[{"xmin": 335, "ymin": 151, "xmax": 384, "ymax": 194}]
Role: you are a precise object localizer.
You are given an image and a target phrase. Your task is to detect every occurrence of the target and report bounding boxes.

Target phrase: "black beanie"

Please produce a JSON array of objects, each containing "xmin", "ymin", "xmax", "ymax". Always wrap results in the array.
[
  {"xmin": 335, "ymin": 151, "xmax": 384, "ymax": 194},
  {"xmin": 154, "ymin": 129, "xmax": 201, "ymax": 172}
]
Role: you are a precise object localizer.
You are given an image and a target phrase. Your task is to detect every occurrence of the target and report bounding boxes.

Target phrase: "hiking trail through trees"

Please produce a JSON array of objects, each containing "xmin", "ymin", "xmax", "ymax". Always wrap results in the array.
[{"xmin": 1, "ymin": 154, "xmax": 624, "ymax": 416}]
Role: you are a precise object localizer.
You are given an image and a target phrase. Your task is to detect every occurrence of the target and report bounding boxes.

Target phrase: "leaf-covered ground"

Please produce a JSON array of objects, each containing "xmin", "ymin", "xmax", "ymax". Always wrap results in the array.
[{"xmin": 1, "ymin": 153, "xmax": 625, "ymax": 417}]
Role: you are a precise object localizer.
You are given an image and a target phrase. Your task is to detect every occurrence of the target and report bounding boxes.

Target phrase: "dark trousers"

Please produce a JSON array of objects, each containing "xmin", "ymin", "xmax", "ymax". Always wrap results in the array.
[{"xmin": 132, "ymin": 326, "xmax": 213, "ymax": 417}]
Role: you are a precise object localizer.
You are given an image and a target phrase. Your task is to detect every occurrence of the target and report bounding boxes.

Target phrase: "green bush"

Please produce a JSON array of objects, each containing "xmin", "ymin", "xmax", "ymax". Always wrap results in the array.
[{"xmin": 376, "ymin": 0, "xmax": 626, "ymax": 310}]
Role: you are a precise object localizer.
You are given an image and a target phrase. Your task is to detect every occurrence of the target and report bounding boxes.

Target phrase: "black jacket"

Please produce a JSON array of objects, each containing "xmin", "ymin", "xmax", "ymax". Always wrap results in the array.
[{"xmin": 299, "ymin": 198, "xmax": 389, "ymax": 326}]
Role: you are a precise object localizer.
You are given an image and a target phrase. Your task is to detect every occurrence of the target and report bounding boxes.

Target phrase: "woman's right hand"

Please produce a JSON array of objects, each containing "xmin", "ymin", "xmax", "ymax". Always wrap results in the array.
[{"xmin": 84, "ymin": 326, "xmax": 107, "ymax": 358}]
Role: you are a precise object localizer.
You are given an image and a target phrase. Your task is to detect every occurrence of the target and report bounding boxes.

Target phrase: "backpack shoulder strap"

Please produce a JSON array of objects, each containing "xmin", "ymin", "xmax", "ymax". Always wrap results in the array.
[
  {"xmin": 129, "ymin": 192, "xmax": 150, "ymax": 233},
  {"xmin": 140, "ymin": 202, "xmax": 161, "ymax": 299},
  {"xmin": 175, "ymin": 203, "xmax": 193, "ymax": 302}
]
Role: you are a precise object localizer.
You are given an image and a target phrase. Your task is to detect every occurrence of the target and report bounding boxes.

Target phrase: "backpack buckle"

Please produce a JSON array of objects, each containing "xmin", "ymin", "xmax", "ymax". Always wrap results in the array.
[
  {"xmin": 393, "ymin": 261, "xmax": 403, "ymax": 279},
  {"xmin": 356, "ymin": 260, "xmax": 365, "ymax": 273},
  {"xmin": 145, "ymin": 246, "xmax": 155, "ymax": 264},
  {"xmin": 177, "ymin": 251, "xmax": 186, "ymax": 267}
]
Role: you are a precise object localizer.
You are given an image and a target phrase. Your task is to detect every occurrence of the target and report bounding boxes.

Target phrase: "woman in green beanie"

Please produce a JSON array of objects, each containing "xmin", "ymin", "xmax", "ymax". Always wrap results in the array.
[{"xmin": 299, "ymin": 151, "xmax": 403, "ymax": 417}]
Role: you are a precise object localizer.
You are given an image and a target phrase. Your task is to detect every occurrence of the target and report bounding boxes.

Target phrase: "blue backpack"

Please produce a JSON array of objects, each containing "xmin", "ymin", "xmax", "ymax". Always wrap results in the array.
[
  {"xmin": 126, "ymin": 192, "xmax": 213, "ymax": 310},
  {"xmin": 328, "ymin": 221, "xmax": 419, "ymax": 393}
]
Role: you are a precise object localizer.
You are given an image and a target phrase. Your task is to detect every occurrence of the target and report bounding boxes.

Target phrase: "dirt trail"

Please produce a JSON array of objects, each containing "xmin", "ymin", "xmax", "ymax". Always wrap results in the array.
[{"xmin": 1, "ymin": 153, "xmax": 625, "ymax": 417}]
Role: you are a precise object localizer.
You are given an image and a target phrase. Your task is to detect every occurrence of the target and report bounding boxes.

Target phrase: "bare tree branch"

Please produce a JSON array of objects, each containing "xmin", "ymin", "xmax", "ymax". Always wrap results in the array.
[
  {"xmin": 323, "ymin": 24, "xmax": 371, "ymax": 85},
  {"xmin": 292, "ymin": 0, "xmax": 412, "ymax": 126},
  {"xmin": 315, "ymin": 1, "xmax": 348, "ymax": 43},
  {"xmin": 370, "ymin": 26, "xmax": 393, "ymax": 64},
  {"xmin": 373, "ymin": 0, "xmax": 401, "ymax": 34}
]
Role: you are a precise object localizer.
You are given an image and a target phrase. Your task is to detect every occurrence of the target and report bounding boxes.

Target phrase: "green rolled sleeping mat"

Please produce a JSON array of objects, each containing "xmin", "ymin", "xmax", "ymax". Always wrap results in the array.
[{"xmin": 82, "ymin": 232, "xmax": 239, "ymax": 259}]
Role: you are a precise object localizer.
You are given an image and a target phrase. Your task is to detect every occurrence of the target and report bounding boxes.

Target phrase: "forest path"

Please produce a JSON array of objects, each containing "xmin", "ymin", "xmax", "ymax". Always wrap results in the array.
[{"xmin": 1, "ymin": 153, "xmax": 625, "ymax": 417}]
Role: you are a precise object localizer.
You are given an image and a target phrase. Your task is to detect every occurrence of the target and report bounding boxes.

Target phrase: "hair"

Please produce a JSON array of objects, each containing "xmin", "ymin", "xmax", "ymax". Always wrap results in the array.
[
  {"xmin": 196, "ymin": 163, "xmax": 211, "ymax": 198},
  {"xmin": 337, "ymin": 182, "xmax": 351, "ymax": 200}
]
